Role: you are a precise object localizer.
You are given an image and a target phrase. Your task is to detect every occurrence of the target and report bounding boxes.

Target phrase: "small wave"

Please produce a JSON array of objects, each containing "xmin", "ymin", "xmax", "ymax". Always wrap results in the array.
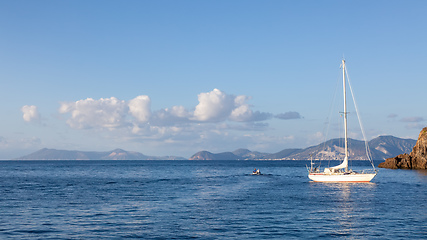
[{"xmin": 16, "ymin": 229, "xmax": 59, "ymax": 234}]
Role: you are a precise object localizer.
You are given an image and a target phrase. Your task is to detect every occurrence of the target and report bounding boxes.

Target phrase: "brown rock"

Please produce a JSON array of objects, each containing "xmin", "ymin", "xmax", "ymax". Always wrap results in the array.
[{"xmin": 378, "ymin": 127, "xmax": 427, "ymax": 169}]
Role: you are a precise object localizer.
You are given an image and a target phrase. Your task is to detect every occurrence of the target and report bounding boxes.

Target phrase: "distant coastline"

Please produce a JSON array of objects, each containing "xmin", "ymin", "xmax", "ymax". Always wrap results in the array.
[{"xmin": 15, "ymin": 135, "xmax": 416, "ymax": 161}]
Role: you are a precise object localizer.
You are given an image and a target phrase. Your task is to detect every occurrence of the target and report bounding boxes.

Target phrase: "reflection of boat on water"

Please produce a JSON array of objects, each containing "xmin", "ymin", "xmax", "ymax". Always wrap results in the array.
[
  {"xmin": 308, "ymin": 60, "xmax": 377, "ymax": 182},
  {"xmin": 252, "ymin": 169, "xmax": 261, "ymax": 175}
]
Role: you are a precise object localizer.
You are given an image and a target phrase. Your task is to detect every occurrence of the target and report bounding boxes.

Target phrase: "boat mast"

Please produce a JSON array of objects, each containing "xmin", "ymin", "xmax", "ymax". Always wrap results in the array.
[{"xmin": 342, "ymin": 59, "xmax": 348, "ymax": 172}]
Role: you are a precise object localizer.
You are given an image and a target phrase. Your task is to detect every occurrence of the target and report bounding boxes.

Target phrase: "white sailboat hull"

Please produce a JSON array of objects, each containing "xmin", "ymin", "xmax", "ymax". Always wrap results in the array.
[{"xmin": 308, "ymin": 172, "xmax": 377, "ymax": 182}]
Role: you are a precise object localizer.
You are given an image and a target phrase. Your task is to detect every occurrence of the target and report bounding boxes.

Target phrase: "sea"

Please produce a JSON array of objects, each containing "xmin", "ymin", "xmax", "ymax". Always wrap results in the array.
[{"xmin": 0, "ymin": 160, "xmax": 425, "ymax": 240}]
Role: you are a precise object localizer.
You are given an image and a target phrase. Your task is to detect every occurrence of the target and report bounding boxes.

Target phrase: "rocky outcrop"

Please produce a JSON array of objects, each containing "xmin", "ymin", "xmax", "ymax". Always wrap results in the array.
[{"xmin": 378, "ymin": 127, "xmax": 427, "ymax": 169}]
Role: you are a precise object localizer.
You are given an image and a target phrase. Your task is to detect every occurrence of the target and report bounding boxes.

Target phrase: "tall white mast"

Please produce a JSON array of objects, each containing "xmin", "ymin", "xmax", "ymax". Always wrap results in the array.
[{"xmin": 342, "ymin": 59, "xmax": 348, "ymax": 172}]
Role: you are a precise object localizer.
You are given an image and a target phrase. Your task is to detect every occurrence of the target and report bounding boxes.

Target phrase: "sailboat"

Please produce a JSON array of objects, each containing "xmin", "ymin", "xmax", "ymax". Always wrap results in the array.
[{"xmin": 308, "ymin": 60, "xmax": 377, "ymax": 182}]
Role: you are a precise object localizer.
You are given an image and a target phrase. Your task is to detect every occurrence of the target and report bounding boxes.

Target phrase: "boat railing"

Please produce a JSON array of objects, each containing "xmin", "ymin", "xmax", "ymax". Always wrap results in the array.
[
  {"xmin": 306, "ymin": 164, "xmax": 321, "ymax": 173},
  {"xmin": 360, "ymin": 169, "xmax": 377, "ymax": 174}
]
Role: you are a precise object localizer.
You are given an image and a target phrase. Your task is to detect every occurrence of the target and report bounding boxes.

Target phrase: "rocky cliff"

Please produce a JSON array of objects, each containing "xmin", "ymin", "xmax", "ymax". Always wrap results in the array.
[{"xmin": 378, "ymin": 127, "xmax": 427, "ymax": 169}]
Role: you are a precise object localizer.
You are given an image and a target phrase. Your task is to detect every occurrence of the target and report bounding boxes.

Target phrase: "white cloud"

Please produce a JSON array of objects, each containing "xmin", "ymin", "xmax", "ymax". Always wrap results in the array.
[
  {"xmin": 21, "ymin": 105, "xmax": 40, "ymax": 122},
  {"xmin": 128, "ymin": 95, "xmax": 151, "ymax": 123},
  {"xmin": 193, "ymin": 88, "xmax": 234, "ymax": 122},
  {"xmin": 59, "ymin": 97, "xmax": 128, "ymax": 129},
  {"xmin": 193, "ymin": 89, "xmax": 272, "ymax": 122},
  {"xmin": 229, "ymin": 95, "xmax": 260, "ymax": 122},
  {"xmin": 230, "ymin": 104, "xmax": 253, "ymax": 122},
  {"xmin": 151, "ymin": 106, "xmax": 192, "ymax": 126},
  {"xmin": 169, "ymin": 105, "xmax": 190, "ymax": 118}
]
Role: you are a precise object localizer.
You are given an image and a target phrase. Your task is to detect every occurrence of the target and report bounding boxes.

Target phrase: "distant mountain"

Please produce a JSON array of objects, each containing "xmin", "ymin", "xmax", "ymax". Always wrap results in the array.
[
  {"xmin": 189, "ymin": 151, "xmax": 240, "ymax": 160},
  {"xmin": 15, "ymin": 148, "xmax": 186, "ymax": 160},
  {"xmin": 232, "ymin": 148, "xmax": 269, "ymax": 159},
  {"xmin": 188, "ymin": 136, "xmax": 416, "ymax": 160},
  {"xmin": 263, "ymin": 148, "xmax": 304, "ymax": 160},
  {"xmin": 189, "ymin": 149, "xmax": 271, "ymax": 160},
  {"xmin": 368, "ymin": 135, "xmax": 416, "ymax": 160},
  {"xmin": 278, "ymin": 138, "xmax": 372, "ymax": 160},
  {"xmin": 265, "ymin": 136, "xmax": 416, "ymax": 160}
]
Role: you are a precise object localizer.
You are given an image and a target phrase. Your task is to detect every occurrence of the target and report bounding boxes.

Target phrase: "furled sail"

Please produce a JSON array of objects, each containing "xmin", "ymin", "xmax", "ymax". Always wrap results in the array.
[{"xmin": 329, "ymin": 156, "xmax": 348, "ymax": 170}]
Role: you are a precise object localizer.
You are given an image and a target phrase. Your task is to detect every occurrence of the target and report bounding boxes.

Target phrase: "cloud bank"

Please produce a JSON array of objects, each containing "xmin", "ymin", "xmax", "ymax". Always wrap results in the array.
[{"xmin": 57, "ymin": 89, "xmax": 279, "ymax": 132}]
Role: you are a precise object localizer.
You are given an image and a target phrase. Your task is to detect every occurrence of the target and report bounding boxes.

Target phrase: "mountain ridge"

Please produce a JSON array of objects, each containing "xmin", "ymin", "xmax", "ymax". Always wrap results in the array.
[
  {"xmin": 15, "ymin": 135, "xmax": 416, "ymax": 161},
  {"xmin": 191, "ymin": 135, "xmax": 415, "ymax": 160},
  {"xmin": 15, "ymin": 148, "xmax": 187, "ymax": 160}
]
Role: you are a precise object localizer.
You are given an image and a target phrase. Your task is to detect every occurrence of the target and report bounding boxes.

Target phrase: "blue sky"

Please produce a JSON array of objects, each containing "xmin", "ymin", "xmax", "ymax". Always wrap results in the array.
[{"xmin": 1, "ymin": 1, "xmax": 426, "ymax": 159}]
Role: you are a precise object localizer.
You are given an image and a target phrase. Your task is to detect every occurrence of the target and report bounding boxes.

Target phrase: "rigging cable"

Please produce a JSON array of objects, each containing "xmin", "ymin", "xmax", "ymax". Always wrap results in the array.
[
  {"xmin": 345, "ymin": 65, "xmax": 376, "ymax": 170},
  {"xmin": 321, "ymin": 71, "xmax": 341, "ymax": 168}
]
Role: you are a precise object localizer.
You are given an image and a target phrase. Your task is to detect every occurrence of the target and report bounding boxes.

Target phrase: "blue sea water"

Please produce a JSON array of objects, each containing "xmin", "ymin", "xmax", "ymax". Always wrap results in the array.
[{"xmin": 0, "ymin": 160, "xmax": 425, "ymax": 239}]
